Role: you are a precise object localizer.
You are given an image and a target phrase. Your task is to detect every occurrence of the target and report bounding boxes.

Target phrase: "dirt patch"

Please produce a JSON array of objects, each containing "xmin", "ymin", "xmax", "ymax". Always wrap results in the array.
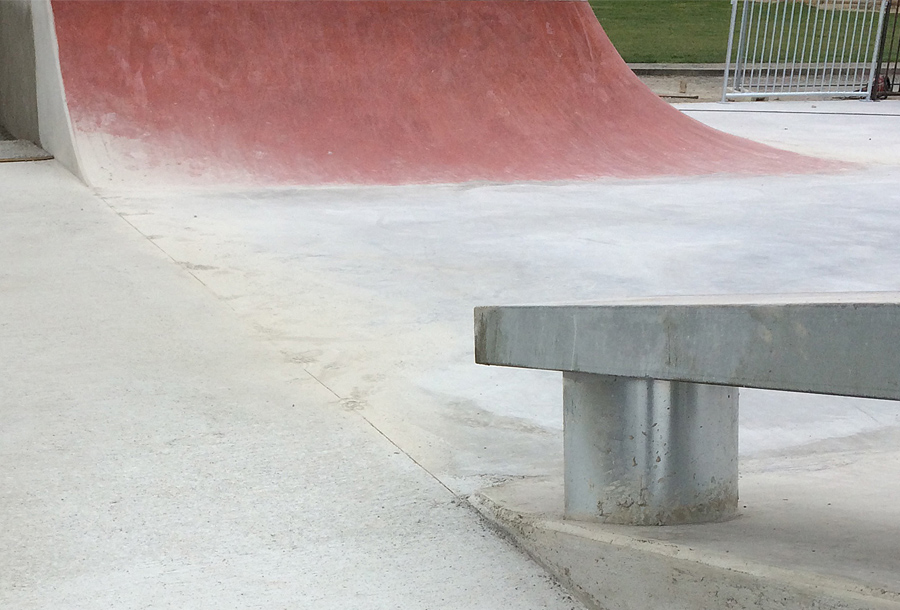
[{"xmin": 636, "ymin": 74, "xmax": 726, "ymax": 103}]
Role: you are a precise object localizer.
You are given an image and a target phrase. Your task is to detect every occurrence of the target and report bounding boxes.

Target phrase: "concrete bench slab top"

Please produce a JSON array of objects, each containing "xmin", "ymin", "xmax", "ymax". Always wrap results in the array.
[{"xmin": 475, "ymin": 293, "xmax": 900, "ymax": 401}]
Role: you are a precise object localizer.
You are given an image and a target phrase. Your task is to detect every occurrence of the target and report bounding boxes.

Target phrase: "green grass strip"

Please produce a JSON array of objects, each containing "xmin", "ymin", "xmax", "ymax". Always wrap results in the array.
[
  {"xmin": 589, "ymin": 0, "xmax": 893, "ymax": 65},
  {"xmin": 588, "ymin": 0, "xmax": 734, "ymax": 63}
]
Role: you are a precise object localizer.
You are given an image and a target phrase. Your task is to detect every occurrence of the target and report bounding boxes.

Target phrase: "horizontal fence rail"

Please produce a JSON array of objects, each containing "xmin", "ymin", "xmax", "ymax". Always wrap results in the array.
[{"xmin": 723, "ymin": 0, "xmax": 891, "ymax": 100}]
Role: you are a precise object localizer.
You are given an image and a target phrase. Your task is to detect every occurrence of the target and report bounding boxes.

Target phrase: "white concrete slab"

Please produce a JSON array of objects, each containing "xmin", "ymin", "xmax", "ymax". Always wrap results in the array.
[
  {"xmin": 471, "ymin": 459, "xmax": 900, "ymax": 610},
  {"xmin": 0, "ymin": 162, "xmax": 582, "ymax": 609},
  {"xmin": 94, "ymin": 164, "xmax": 900, "ymax": 485},
  {"xmin": 678, "ymin": 100, "xmax": 900, "ymax": 165},
  {"xmin": 5, "ymin": 102, "xmax": 900, "ymax": 608}
]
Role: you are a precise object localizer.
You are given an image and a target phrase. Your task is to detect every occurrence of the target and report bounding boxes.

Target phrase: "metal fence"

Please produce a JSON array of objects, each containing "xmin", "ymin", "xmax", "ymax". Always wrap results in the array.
[
  {"xmin": 722, "ymin": 0, "xmax": 891, "ymax": 100},
  {"xmin": 873, "ymin": 0, "xmax": 900, "ymax": 96}
]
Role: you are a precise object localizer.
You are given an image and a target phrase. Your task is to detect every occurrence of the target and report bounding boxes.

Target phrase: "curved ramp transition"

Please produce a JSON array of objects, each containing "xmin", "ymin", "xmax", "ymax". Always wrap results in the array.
[{"xmin": 51, "ymin": 0, "xmax": 837, "ymax": 187}]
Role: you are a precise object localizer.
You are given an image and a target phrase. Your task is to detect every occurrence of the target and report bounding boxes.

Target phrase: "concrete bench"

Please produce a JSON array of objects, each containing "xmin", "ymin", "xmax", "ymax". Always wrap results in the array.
[{"xmin": 474, "ymin": 294, "xmax": 900, "ymax": 526}]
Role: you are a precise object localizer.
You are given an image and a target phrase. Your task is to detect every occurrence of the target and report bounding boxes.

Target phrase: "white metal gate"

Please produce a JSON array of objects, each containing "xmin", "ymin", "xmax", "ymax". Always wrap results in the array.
[{"xmin": 722, "ymin": 0, "xmax": 891, "ymax": 99}]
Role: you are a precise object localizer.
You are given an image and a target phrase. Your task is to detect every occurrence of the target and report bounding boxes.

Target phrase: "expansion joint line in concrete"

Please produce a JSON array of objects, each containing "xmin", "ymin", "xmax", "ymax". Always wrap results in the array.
[
  {"xmin": 99, "ymin": 192, "xmax": 461, "ymax": 503},
  {"xmin": 301, "ymin": 368, "xmax": 459, "ymax": 498},
  {"xmin": 99, "ymin": 194, "xmax": 218, "ymax": 295}
]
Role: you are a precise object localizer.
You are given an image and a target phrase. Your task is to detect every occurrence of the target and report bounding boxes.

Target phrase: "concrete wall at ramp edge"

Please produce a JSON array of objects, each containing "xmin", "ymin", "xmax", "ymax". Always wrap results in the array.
[{"xmin": 30, "ymin": 0, "xmax": 83, "ymax": 180}]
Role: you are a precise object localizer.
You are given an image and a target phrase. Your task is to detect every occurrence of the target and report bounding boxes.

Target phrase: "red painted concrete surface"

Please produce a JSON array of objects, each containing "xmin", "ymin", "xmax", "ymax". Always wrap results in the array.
[{"xmin": 52, "ymin": 0, "xmax": 836, "ymax": 186}]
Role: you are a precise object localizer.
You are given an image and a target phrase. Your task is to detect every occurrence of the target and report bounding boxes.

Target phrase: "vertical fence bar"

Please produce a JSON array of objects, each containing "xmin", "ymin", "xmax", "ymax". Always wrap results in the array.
[
  {"xmin": 888, "ymin": 0, "xmax": 900, "ymax": 92},
  {"xmin": 841, "ymin": 0, "xmax": 854, "ymax": 88},
  {"xmin": 750, "ymin": 0, "xmax": 766, "ymax": 89},
  {"xmin": 724, "ymin": 0, "xmax": 741, "ymax": 100},
  {"xmin": 813, "ymin": 0, "xmax": 831, "ymax": 89},
  {"xmin": 863, "ymin": 0, "xmax": 876, "ymax": 88},
  {"xmin": 743, "ymin": 1, "xmax": 755, "ymax": 91},
  {"xmin": 806, "ymin": 1, "xmax": 823, "ymax": 90},
  {"xmin": 825, "ymin": 2, "xmax": 835, "ymax": 89},
  {"xmin": 765, "ymin": 0, "xmax": 781, "ymax": 90},
  {"xmin": 861, "ymin": 0, "xmax": 879, "ymax": 89},
  {"xmin": 774, "ymin": 0, "xmax": 791, "ymax": 90},
  {"xmin": 735, "ymin": 0, "xmax": 754, "ymax": 90},
  {"xmin": 861, "ymin": 0, "xmax": 874, "ymax": 88},
  {"xmin": 868, "ymin": 0, "xmax": 891, "ymax": 97},
  {"xmin": 829, "ymin": 0, "xmax": 849, "ymax": 88},
  {"xmin": 883, "ymin": 0, "xmax": 899, "ymax": 93},
  {"xmin": 828, "ymin": 0, "xmax": 844, "ymax": 88},
  {"xmin": 797, "ymin": 0, "xmax": 815, "ymax": 90},
  {"xmin": 822, "ymin": 0, "xmax": 835, "ymax": 89},
  {"xmin": 846, "ymin": 0, "xmax": 864, "ymax": 91},
  {"xmin": 774, "ymin": 0, "xmax": 788, "ymax": 89},
  {"xmin": 787, "ymin": 0, "xmax": 802, "ymax": 90}
]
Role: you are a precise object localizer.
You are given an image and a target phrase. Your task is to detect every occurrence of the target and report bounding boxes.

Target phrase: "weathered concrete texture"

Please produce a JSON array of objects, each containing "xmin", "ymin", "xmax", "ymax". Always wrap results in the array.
[
  {"xmin": 471, "ymin": 474, "xmax": 900, "ymax": 610},
  {"xmin": 89, "ymin": 160, "xmax": 900, "ymax": 494},
  {"xmin": 0, "ymin": 161, "xmax": 583, "ymax": 609},
  {"xmin": 88, "ymin": 163, "xmax": 900, "ymax": 605},
  {"xmin": 0, "ymin": 0, "xmax": 39, "ymax": 143},
  {"xmin": 475, "ymin": 295, "xmax": 900, "ymax": 400},
  {"xmin": 4, "ymin": 104, "xmax": 900, "ymax": 608}
]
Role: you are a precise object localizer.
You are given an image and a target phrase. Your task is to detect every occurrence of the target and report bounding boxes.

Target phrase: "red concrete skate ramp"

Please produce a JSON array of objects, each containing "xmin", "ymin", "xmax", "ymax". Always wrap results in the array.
[{"xmin": 52, "ymin": 0, "xmax": 835, "ymax": 187}]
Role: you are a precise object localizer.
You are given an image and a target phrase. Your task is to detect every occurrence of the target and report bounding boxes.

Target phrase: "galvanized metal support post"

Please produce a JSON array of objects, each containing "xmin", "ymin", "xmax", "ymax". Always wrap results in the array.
[
  {"xmin": 869, "ymin": 0, "xmax": 893, "ymax": 99},
  {"xmin": 722, "ymin": 0, "xmax": 742, "ymax": 102},
  {"xmin": 563, "ymin": 373, "xmax": 739, "ymax": 526}
]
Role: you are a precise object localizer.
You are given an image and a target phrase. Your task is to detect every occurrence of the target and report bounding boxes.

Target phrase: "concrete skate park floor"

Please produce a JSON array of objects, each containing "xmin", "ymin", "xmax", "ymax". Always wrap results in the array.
[{"xmin": 3, "ymin": 100, "xmax": 900, "ymax": 608}]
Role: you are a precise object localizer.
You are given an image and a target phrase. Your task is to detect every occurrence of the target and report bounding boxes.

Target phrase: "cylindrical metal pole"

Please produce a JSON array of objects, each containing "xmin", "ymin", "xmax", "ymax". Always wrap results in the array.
[
  {"xmin": 762, "ymin": 0, "xmax": 776, "ymax": 90},
  {"xmin": 868, "ymin": 0, "xmax": 892, "ymax": 98},
  {"xmin": 723, "ymin": 0, "xmax": 742, "ymax": 101},
  {"xmin": 733, "ymin": 0, "xmax": 754, "ymax": 93},
  {"xmin": 774, "ymin": 0, "xmax": 792, "ymax": 91},
  {"xmin": 846, "ymin": 0, "xmax": 864, "ymax": 90},
  {"xmin": 821, "ymin": 0, "xmax": 840, "ymax": 89},
  {"xmin": 787, "ymin": 0, "xmax": 802, "ymax": 91},
  {"xmin": 750, "ymin": 1, "xmax": 766, "ymax": 88},
  {"xmin": 828, "ymin": 0, "xmax": 848, "ymax": 89},
  {"xmin": 563, "ymin": 373, "xmax": 739, "ymax": 526}
]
